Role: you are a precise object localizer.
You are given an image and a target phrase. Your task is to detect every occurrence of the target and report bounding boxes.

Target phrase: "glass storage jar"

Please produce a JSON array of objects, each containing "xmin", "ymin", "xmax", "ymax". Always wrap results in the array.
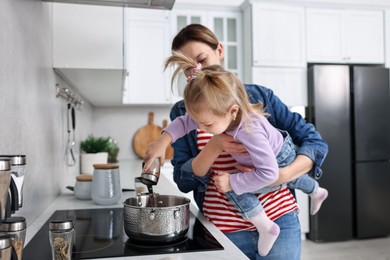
[
  {"xmin": 0, "ymin": 216, "xmax": 26, "ymax": 260},
  {"xmin": 49, "ymin": 220, "xmax": 74, "ymax": 260},
  {"xmin": 0, "ymin": 233, "xmax": 12, "ymax": 260},
  {"xmin": 0, "ymin": 159, "xmax": 11, "ymax": 221}
]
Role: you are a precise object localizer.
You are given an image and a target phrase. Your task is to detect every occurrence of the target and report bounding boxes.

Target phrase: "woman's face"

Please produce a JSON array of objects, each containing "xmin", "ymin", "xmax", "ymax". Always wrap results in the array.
[{"xmin": 179, "ymin": 41, "xmax": 224, "ymax": 77}]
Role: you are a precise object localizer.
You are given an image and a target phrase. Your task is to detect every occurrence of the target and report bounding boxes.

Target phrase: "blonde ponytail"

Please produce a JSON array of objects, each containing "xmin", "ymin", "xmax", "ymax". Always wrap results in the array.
[{"xmin": 164, "ymin": 52, "xmax": 265, "ymax": 119}]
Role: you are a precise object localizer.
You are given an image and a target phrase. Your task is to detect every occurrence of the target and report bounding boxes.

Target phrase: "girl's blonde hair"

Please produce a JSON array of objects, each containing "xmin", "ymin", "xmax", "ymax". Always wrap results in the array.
[{"xmin": 164, "ymin": 52, "xmax": 265, "ymax": 119}]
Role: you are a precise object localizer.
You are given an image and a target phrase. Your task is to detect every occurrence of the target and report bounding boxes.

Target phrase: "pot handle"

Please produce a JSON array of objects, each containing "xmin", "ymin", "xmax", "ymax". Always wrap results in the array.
[{"xmin": 173, "ymin": 208, "xmax": 180, "ymax": 219}]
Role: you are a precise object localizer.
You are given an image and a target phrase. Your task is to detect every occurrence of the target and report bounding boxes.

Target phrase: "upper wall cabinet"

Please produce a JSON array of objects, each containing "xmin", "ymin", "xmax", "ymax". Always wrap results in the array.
[
  {"xmin": 241, "ymin": 2, "xmax": 307, "ymax": 107},
  {"xmin": 171, "ymin": 6, "xmax": 243, "ymax": 78},
  {"xmin": 383, "ymin": 10, "xmax": 390, "ymax": 68},
  {"xmin": 53, "ymin": 3, "xmax": 126, "ymax": 106},
  {"xmin": 243, "ymin": 3, "xmax": 306, "ymax": 68},
  {"xmin": 122, "ymin": 9, "xmax": 173, "ymax": 104},
  {"xmin": 252, "ymin": 67, "xmax": 308, "ymax": 106},
  {"xmin": 306, "ymin": 8, "xmax": 385, "ymax": 64}
]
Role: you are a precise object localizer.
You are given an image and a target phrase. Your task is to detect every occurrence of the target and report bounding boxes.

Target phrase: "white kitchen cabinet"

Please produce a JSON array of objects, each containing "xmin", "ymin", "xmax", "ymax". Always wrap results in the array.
[
  {"xmin": 242, "ymin": 2, "xmax": 307, "ymax": 107},
  {"xmin": 123, "ymin": 9, "xmax": 173, "ymax": 104},
  {"xmin": 306, "ymin": 8, "xmax": 385, "ymax": 64},
  {"xmin": 243, "ymin": 3, "xmax": 306, "ymax": 68},
  {"xmin": 171, "ymin": 6, "xmax": 243, "ymax": 79},
  {"xmin": 251, "ymin": 67, "xmax": 308, "ymax": 107},
  {"xmin": 207, "ymin": 11, "xmax": 242, "ymax": 77},
  {"xmin": 172, "ymin": 9, "xmax": 207, "ymax": 31},
  {"xmin": 383, "ymin": 10, "xmax": 390, "ymax": 68},
  {"xmin": 53, "ymin": 4, "xmax": 124, "ymax": 69},
  {"xmin": 53, "ymin": 3, "xmax": 126, "ymax": 106}
]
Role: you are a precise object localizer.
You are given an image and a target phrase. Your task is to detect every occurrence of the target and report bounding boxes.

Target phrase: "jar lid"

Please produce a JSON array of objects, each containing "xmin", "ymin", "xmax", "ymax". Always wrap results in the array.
[
  {"xmin": 0, "ymin": 217, "xmax": 26, "ymax": 232},
  {"xmin": 49, "ymin": 220, "xmax": 74, "ymax": 231},
  {"xmin": 0, "ymin": 233, "xmax": 11, "ymax": 249},
  {"xmin": 93, "ymin": 164, "xmax": 119, "ymax": 170},
  {"xmin": 0, "ymin": 155, "xmax": 26, "ymax": 166},
  {"xmin": 76, "ymin": 175, "xmax": 93, "ymax": 182},
  {"xmin": 0, "ymin": 159, "xmax": 10, "ymax": 171}
]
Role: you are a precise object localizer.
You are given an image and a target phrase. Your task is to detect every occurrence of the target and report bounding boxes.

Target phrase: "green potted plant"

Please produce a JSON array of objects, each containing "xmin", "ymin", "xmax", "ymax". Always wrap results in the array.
[
  {"xmin": 106, "ymin": 138, "xmax": 120, "ymax": 163},
  {"xmin": 80, "ymin": 135, "xmax": 111, "ymax": 175}
]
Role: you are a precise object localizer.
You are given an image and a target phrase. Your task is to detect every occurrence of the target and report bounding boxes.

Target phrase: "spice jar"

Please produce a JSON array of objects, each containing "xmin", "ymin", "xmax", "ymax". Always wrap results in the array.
[
  {"xmin": 74, "ymin": 175, "xmax": 92, "ymax": 200},
  {"xmin": 0, "ymin": 233, "xmax": 12, "ymax": 260},
  {"xmin": 0, "ymin": 217, "xmax": 26, "ymax": 260},
  {"xmin": 49, "ymin": 220, "xmax": 74, "ymax": 260},
  {"xmin": 3, "ymin": 155, "xmax": 26, "ymax": 208},
  {"xmin": 91, "ymin": 164, "xmax": 121, "ymax": 205},
  {"xmin": 0, "ymin": 159, "xmax": 11, "ymax": 221}
]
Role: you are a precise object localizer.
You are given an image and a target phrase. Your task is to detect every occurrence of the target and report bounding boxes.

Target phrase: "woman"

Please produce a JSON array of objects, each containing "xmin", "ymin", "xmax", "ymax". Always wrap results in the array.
[{"xmin": 168, "ymin": 24, "xmax": 328, "ymax": 260}]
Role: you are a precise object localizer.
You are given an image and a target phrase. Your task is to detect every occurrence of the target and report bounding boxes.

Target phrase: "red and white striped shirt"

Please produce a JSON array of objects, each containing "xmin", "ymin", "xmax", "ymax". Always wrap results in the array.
[{"xmin": 198, "ymin": 130, "xmax": 298, "ymax": 233}]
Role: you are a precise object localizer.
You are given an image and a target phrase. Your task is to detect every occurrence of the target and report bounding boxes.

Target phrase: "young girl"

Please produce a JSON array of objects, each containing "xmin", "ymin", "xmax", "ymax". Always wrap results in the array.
[{"xmin": 144, "ymin": 52, "xmax": 328, "ymax": 256}]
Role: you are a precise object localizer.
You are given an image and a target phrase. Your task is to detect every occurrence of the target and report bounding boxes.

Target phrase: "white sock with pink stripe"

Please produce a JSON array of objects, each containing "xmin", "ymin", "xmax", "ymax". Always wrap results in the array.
[{"xmin": 248, "ymin": 211, "xmax": 280, "ymax": 256}]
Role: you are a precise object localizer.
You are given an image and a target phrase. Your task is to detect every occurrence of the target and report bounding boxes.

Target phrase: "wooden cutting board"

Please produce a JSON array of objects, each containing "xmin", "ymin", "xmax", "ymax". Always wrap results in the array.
[{"xmin": 132, "ymin": 112, "xmax": 162, "ymax": 159}]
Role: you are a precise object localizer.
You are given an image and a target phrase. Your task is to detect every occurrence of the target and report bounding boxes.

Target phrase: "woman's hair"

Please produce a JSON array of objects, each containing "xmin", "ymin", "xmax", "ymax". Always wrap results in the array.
[
  {"xmin": 172, "ymin": 24, "xmax": 219, "ymax": 51},
  {"xmin": 164, "ymin": 52, "xmax": 265, "ymax": 120}
]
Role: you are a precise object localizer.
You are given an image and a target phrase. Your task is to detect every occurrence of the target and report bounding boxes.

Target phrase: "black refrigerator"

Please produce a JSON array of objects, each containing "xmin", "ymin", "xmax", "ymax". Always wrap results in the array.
[{"xmin": 307, "ymin": 65, "xmax": 390, "ymax": 242}]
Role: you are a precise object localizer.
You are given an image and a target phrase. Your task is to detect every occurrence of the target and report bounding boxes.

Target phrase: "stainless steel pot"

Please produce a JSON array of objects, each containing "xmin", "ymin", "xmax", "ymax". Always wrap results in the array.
[{"xmin": 123, "ymin": 194, "xmax": 190, "ymax": 243}]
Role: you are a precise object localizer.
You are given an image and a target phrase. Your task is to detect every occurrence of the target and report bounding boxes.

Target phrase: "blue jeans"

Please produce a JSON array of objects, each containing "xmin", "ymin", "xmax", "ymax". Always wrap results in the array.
[
  {"xmin": 226, "ymin": 132, "xmax": 317, "ymax": 219},
  {"xmin": 225, "ymin": 210, "xmax": 301, "ymax": 260}
]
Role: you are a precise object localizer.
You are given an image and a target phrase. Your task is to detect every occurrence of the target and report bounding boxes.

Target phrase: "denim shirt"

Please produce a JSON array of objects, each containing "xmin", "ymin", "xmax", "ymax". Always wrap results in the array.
[{"xmin": 169, "ymin": 84, "xmax": 328, "ymax": 211}]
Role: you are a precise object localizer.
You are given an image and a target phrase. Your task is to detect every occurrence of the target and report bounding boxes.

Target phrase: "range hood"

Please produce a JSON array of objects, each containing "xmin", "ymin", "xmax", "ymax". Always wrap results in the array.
[{"xmin": 42, "ymin": 0, "xmax": 175, "ymax": 10}]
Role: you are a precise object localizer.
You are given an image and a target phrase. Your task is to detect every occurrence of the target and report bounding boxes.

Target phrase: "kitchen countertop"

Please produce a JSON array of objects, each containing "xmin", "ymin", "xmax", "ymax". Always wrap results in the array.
[{"xmin": 25, "ymin": 159, "xmax": 249, "ymax": 260}]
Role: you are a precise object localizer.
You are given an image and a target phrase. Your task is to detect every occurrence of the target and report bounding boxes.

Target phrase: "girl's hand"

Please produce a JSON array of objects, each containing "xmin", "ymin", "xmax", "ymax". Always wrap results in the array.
[
  {"xmin": 212, "ymin": 171, "xmax": 232, "ymax": 193},
  {"xmin": 209, "ymin": 134, "xmax": 248, "ymax": 156},
  {"xmin": 143, "ymin": 132, "xmax": 172, "ymax": 171}
]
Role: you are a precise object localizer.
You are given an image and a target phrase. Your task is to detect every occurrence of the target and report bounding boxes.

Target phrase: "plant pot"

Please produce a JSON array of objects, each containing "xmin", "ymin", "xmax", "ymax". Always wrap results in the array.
[{"xmin": 80, "ymin": 152, "xmax": 108, "ymax": 175}]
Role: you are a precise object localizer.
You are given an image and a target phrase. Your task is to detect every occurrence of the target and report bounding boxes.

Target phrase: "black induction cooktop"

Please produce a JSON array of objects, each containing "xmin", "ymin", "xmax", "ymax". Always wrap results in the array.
[{"xmin": 24, "ymin": 208, "xmax": 224, "ymax": 259}]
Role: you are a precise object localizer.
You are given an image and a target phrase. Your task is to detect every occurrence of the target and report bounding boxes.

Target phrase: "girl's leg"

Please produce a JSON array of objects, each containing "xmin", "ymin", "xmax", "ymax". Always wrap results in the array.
[
  {"xmin": 225, "ymin": 191, "xmax": 280, "ymax": 256},
  {"xmin": 224, "ymin": 210, "xmax": 301, "ymax": 260},
  {"xmin": 288, "ymin": 175, "xmax": 328, "ymax": 215}
]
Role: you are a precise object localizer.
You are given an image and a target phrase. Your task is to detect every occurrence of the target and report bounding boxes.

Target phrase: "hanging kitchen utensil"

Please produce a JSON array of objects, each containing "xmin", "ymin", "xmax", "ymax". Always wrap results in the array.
[
  {"xmin": 70, "ymin": 105, "xmax": 76, "ymax": 163},
  {"xmin": 66, "ymin": 103, "xmax": 76, "ymax": 166},
  {"xmin": 132, "ymin": 112, "xmax": 162, "ymax": 159}
]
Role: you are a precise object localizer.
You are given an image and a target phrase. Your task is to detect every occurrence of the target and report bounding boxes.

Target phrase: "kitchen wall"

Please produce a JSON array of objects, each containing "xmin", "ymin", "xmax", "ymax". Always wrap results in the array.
[
  {"xmin": 0, "ymin": 0, "xmax": 93, "ymax": 226},
  {"xmin": 92, "ymin": 106, "xmax": 172, "ymax": 160}
]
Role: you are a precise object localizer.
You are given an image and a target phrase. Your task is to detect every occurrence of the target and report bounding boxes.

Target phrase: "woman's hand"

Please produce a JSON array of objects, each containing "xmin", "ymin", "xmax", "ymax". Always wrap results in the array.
[
  {"xmin": 212, "ymin": 171, "xmax": 232, "ymax": 193},
  {"xmin": 210, "ymin": 133, "xmax": 248, "ymax": 156},
  {"xmin": 143, "ymin": 132, "xmax": 172, "ymax": 171}
]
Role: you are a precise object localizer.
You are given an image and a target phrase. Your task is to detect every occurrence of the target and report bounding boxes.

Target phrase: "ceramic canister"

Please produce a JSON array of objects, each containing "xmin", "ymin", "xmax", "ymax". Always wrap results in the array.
[
  {"xmin": 91, "ymin": 164, "xmax": 121, "ymax": 205},
  {"xmin": 74, "ymin": 175, "xmax": 92, "ymax": 200}
]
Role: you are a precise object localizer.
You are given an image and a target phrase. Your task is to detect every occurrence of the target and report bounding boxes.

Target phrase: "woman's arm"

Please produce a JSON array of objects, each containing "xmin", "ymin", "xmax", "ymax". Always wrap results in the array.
[
  {"xmin": 245, "ymin": 84, "xmax": 328, "ymax": 180},
  {"xmin": 274, "ymin": 154, "xmax": 313, "ymax": 185}
]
